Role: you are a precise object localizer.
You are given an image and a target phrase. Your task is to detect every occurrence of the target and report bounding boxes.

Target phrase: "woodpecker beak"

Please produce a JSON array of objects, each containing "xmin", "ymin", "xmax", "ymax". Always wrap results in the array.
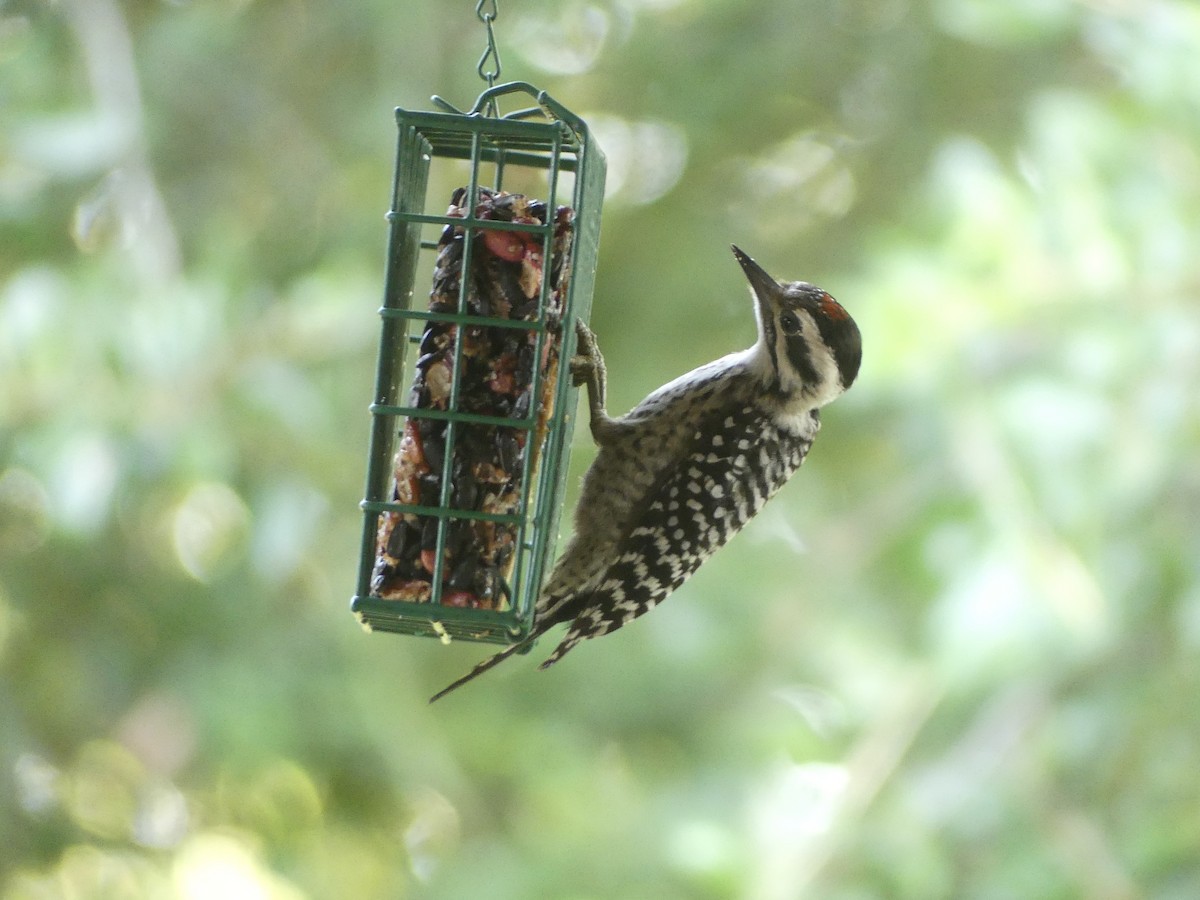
[{"xmin": 731, "ymin": 245, "xmax": 781, "ymax": 311}]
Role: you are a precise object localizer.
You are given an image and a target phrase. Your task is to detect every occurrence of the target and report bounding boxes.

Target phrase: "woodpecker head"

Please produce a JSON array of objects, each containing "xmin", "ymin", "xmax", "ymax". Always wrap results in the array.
[{"xmin": 732, "ymin": 245, "xmax": 861, "ymax": 406}]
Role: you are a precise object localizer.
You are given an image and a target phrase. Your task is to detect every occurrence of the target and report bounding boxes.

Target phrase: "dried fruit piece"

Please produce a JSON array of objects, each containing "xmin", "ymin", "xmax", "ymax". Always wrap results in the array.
[{"xmin": 483, "ymin": 228, "xmax": 528, "ymax": 262}]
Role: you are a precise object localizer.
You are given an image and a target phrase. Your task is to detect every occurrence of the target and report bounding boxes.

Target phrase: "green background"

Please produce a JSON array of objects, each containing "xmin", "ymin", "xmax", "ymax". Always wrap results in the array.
[{"xmin": 3, "ymin": 1, "xmax": 1199, "ymax": 897}]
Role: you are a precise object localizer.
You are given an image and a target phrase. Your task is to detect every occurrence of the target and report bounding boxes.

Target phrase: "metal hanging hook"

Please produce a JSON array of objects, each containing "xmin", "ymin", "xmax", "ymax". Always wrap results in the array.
[{"xmin": 476, "ymin": 0, "xmax": 502, "ymax": 115}]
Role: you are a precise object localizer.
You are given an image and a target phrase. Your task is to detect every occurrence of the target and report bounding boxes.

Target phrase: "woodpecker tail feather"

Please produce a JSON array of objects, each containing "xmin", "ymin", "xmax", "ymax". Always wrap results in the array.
[
  {"xmin": 537, "ymin": 601, "xmax": 613, "ymax": 670},
  {"xmin": 537, "ymin": 633, "xmax": 582, "ymax": 671},
  {"xmin": 431, "ymin": 582, "xmax": 588, "ymax": 701},
  {"xmin": 428, "ymin": 637, "xmax": 535, "ymax": 703}
]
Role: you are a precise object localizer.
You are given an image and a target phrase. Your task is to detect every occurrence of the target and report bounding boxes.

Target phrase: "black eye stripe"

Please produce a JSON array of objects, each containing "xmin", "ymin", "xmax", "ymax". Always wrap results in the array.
[
  {"xmin": 785, "ymin": 334, "xmax": 819, "ymax": 386},
  {"xmin": 761, "ymin": 312, "xmax": 779, "ymax": 379}
]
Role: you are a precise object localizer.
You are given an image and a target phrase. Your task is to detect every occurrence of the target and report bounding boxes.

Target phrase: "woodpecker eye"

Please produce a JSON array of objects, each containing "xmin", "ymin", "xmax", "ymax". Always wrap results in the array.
[{"xmin": 779, "ymin": 311, "xmax": 802, "ymax": 335}]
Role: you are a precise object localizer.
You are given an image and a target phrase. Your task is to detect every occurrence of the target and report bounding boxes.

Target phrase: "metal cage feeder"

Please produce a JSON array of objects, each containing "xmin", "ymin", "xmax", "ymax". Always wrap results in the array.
[{"xmin": 351, "ymin": 82, "xmax": 606, "ymax": 646}]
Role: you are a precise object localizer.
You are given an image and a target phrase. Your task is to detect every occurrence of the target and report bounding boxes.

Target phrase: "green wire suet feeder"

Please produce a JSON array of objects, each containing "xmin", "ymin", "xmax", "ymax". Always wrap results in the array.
[{"xmin": 351, "ymin": 81, "xmax": 606, "ymax": 646}]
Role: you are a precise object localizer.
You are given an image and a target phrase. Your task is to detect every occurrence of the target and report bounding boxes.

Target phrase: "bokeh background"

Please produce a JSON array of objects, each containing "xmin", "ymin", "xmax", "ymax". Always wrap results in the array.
[{"xmin": 3, "ymin": 0, "xmax": 1200, "ymax": 897}]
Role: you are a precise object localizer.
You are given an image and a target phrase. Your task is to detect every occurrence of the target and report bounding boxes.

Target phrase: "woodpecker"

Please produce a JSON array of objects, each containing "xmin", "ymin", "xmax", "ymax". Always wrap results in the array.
[{"xmin": 430, "ymin": 246, "xmax": 861, "ymax": 702}]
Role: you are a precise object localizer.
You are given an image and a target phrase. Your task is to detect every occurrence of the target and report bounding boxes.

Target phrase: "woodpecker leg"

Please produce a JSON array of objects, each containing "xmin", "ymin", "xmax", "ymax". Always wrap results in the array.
[{"xmin": 570, "ymin": 320, "xmax": 616, "ymax": 444}]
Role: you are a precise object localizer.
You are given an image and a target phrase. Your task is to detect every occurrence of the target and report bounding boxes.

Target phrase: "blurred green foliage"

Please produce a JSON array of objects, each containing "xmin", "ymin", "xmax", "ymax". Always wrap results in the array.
[{"xmin": 3, "ymin": 0, "xmax": 1200, "ymax": 897}]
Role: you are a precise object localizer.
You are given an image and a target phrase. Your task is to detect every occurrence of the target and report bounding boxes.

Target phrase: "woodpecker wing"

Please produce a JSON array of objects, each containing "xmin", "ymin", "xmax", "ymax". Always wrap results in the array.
[{"xmin": 538, "ymin": 405, "xmax": 816, "ymax": 669}]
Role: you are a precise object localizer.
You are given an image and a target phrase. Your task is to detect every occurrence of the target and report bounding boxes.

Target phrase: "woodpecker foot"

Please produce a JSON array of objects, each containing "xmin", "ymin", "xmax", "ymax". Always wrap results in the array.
[
  {"xmin": 569, "ymin": 320, "xmax": 612, "ymax": 442},
  {"xmin": 569, "ymin": 321, "xmax": 603, "ymax": 387}
]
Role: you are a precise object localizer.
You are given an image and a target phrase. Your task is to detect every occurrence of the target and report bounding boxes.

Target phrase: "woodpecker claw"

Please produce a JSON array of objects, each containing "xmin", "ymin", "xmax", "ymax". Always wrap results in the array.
[
  {"xmin": 569, "ymin": 321, "xmax": 599, "ymax": 380},
  {"xmin": 568, "ymin": 320, "xmax": 612, "ymax": 443},
  {"xmin": 568, "ymin": 356, "xmax": 593, "ymax": 387}
]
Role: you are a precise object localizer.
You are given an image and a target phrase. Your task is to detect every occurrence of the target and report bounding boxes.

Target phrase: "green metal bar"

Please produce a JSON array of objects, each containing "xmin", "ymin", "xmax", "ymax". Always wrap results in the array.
[
  {"xmin": 351, "ymin": 594, "xmax": 526, "ymax": 644},
  {"xmin": 361, "ymin": 500, "xmax": 522, "ymax": 525},
  {"xmin": 380, "ymin": 308, "xmax": 546, "ymax": 332},
  {"xmin": 398, "ymin": 107, "xmax": 567, "ymax": 142},
  {"xmin": 387, "ymin": 210, "xmax": 552, "ymax": 235},
  {"xmin": 425, "ymin": 156, "xmax": 468, "ymax": 605},
  {"xmin": 536, "ymin": 90, "xmax": 590, "ymax": 140},
  {"xmin": 427, "ymin": 147, "xmax": 580, "ymax": 171},
  {"xmin": 425, "ymin": 130, "xmax": 487, "ymax": 606},
  {"xmin": 466, "ymin": 81, "xmax": 543, "ymax": 115},
  {"xmin": 369, "ymin": 404, "xmax": 537, "ymax": 430},
  {"xmin": 531, "ymin": 113, "xmax": 605, "ymax": 611},
  {"xmin": 356, "ymin": 122, "xmax": 432, "ymax": 606},
  {"xmin": 507, "ymin": 124, "xmax": 566, "ymax": 626}
]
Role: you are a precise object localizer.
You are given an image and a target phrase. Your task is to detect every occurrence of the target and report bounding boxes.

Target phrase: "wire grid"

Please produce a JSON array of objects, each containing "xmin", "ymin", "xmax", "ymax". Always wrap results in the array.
[{"xmin": 352, "ymin": 84, "xmax": 605, "ymax": 646}]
